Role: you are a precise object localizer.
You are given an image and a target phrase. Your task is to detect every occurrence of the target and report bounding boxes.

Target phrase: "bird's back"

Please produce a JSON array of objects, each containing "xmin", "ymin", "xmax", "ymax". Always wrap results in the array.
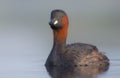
[{"xmin": 62, "ymin": 43, "xmax": 109, "ymax": 67}]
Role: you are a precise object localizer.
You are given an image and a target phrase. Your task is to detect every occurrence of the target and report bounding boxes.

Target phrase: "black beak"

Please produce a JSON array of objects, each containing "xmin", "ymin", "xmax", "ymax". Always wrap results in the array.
[
  {"xmin": 49, "ymin": 18, "xmax": 58, "ymax": 26},
  {"xmin": 49, "ymin": 19, "xmax": 62, "ymax": 30}
]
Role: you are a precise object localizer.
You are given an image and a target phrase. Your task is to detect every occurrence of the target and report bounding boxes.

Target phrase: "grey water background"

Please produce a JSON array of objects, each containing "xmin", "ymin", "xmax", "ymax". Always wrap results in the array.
[{"xmin": 0, "ymin": 0, "xmax": 120, "ymax": 78}]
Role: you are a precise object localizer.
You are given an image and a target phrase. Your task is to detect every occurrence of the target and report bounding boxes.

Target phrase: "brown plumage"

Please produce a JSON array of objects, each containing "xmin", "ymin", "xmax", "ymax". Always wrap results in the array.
[{"xmin": 45, "ymin": 9, "xmax": 109, "ymax": 68}]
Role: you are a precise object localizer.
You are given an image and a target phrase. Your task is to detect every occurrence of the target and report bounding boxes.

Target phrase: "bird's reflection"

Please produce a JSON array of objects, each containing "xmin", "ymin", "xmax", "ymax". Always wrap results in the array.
[{"xmin": 45, "ymin": 64, "xmax": 109, "ymax": 78}]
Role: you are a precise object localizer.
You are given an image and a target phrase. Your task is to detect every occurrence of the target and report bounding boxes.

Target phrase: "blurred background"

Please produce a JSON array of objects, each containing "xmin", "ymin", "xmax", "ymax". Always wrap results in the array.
[{"xmin": 0, "ymin": 0, "xmax": 120, "ymax": 78}]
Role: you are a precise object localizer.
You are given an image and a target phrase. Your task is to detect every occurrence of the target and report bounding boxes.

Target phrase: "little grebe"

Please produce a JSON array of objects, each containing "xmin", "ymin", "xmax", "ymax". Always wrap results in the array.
[{"xmin": 45, "ymin": 9, "xmax": 109, "ymax": 67}]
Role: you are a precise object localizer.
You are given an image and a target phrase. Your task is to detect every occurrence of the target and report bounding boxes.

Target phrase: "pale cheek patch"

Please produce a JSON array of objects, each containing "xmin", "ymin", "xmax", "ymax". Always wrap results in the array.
[{"xmin": 54, "ymin": 20, "xmax": 58, "ymax": 25}]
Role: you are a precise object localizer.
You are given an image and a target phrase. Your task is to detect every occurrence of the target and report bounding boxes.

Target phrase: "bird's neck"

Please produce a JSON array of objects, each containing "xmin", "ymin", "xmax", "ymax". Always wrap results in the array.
[{"xmin": 52, "ymin": 27, "xmax": 68, "ymax": 54}]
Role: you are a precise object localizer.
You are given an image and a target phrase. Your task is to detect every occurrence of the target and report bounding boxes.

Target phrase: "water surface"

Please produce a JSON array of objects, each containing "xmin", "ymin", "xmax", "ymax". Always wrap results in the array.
[{"xmin": 0, "ymin": 0, "xmax": 120, "ymax": 78}]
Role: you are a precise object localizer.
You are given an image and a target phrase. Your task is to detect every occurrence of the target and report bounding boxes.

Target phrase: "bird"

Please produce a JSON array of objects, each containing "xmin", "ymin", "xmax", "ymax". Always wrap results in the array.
[{"xmin": 45, "ymin": 9, "xmax": 109, "ymax": 68}]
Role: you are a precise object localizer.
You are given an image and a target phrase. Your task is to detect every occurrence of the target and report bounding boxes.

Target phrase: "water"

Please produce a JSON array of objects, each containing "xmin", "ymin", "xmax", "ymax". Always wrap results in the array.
[
  {"xmin": 0, "ymin": 47, "xmax": 120, "ymax": 78},
  {"xmin": 0, "ymin": 0, "xmax": 120, "ymax": 78}
]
